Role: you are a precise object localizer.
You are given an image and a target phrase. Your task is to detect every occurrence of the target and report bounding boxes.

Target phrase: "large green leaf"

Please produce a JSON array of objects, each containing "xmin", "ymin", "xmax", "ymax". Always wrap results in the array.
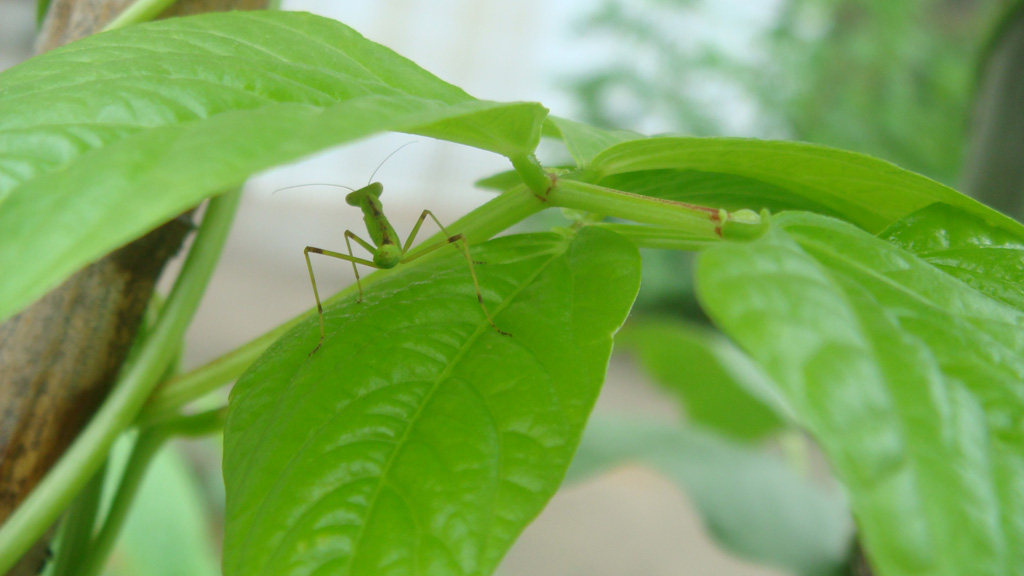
[
  {"xmin": 222, "ymin": 228, "xmax": 641, "ymax": 576},
  {"xmin": 584, "ymin": 138, "xmax": 1023, "ymax": 236},
  {"xmin": 880, "ymin": 202, "xmax": 1024, "ymax": 312},
  {"xmin": 567, "ymin": 416, "xmax": 851, "ymax": 576},
  {"xmin": 0, "ymin": 11, "xmax": 547, "ymax": 323},
  {"xmin": 616, "ymin": 319, "xmax": 786, "ymax": 441},
  {"xmin": 697, "ymin": 212, "xmax": 1024, "ymax": 576}
]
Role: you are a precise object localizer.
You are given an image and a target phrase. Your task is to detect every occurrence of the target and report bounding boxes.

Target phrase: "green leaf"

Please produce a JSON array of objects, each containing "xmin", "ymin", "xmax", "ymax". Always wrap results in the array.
[
  {"xmin": 544, "ymin": 116, "xmax": 643, "ymax": 167},
  {"xmin": 222, "ymin": 228, "xmax": 641, "ymax": 576},
  {"xmin": 697, "ymin": 212, "xmax": 1024, "ymax": 576},
  {"xmin": 567, "ymin": 416, "xmax": 851, "ymax": 576},
  {"xmin": 586, "ymin": 138, "xmax": 1024, "ymax": 236},
  {"xmin": 880, "ymin": 202, "xmax": 1024, "ymax": 312},
  {"xmin": 616, "ymin": 319, "xmax": 787, "ymax": 441},
  {"xmin": 0, "ymin": 11, "xmax": 547, "ymax": 323}
]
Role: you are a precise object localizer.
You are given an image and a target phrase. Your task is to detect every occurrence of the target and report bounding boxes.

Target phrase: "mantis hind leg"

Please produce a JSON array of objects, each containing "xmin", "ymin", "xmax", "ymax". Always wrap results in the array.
[{"xmin": 402, "ymin": 210, "xmax": 510, "ymax": 336}]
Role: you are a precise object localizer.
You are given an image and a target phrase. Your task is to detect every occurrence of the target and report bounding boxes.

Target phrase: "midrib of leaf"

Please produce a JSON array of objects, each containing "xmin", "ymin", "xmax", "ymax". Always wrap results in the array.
[
  {"xmin": 340, "ymin": 246, "xmax": 566, "ymax": 576},
  {"xmin": 246, "ymin": 241, "xmax": 569, "ymax": 576}
]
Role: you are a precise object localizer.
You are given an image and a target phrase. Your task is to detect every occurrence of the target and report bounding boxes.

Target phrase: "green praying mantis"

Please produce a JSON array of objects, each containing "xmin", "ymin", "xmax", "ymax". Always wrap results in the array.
[{"xmin": 291, "ymin": 159, "xmax": 509, "ymax": 355}]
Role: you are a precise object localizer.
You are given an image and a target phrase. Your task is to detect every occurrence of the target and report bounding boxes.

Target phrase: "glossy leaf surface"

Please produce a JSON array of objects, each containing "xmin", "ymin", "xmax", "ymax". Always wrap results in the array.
[
  {"xmin": 880, "ymin": 202, "xmax": 1024, "ymax": 312},
  {"xmin": 0, "ymin": 11, "xmax": 547, "ymax": 323},
  {"xmin": 223, "ymin": 228, "xmax": 641, "ymax": 576},
  {"xmin": 697, "ymin": 212, "xmax": 1024, "ymax": 576}
]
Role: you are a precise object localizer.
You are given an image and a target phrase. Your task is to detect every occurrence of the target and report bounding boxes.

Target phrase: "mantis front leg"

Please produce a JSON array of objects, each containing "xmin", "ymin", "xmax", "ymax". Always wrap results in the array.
[{"xmin": 304, "ymin": 233, "xmax": 377, "ymax": 354}]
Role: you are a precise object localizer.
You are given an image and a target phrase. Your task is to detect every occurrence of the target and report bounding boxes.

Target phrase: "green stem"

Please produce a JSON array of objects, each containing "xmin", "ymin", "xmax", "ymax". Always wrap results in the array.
[
  {"xmin": 75, "ymin": 407, "xmax": 226, "ymax": 576},
  {"xmin": 76, "ymin": 433, "xmax": 165, "ymax": 576},
  {"xmin": 591, "ymin": 223, "xmax": 720, "ymax": 251},
  {"xmin": 0, "ymin": 189, "xmax": 241, "ymax": 574},
  {"xmin": 152, "ymin": 407, "xmax": 229, "ymax": 437},
  {"xmin": 138, "ymin": 316, "xmax": 303, "ymax": 425},
  {"xmin": 49, "ymin": 462, "xmax": 107, "ymax": 576},
  {"xmin": 36, "ymin": 0, "xmax": 53, "ymax": 27},
  {"xmin": 102, "ymin": 0, "xmax": 179, "ymax": 31},
  {"xmin": 509, "ymin": 154, "xmax": 551, "ymax": 197},
  {"xmin": 549, "ymin": 179, "xmax": 725, "ymax": 239},
  {"xmin": 411, "ymin": 184, "xmax": 546, "ymax": 252}
]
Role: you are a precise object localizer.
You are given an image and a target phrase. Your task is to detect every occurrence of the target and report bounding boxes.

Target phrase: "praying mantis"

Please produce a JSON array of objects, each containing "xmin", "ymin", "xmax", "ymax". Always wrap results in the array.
[{"xmin": 301, "ymin": 180, "xmax": 509, "ymax": 355}]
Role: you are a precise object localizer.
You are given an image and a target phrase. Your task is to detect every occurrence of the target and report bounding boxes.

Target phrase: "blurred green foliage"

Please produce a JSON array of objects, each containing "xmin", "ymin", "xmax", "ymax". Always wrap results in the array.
[{"xmin": 568, "ymin": 0, "xmax": 1005, "ymax": 185}]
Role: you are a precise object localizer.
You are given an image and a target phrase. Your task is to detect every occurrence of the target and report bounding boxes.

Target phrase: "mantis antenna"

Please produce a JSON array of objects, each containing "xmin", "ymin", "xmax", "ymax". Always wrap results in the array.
[
  {"xmin": 271, "ymin": 183, "xmax": 354, "ymax": 196},
  {"xmin": 365, "ymin": 141, "xmax": 417, "ymax": 185},
  {"xmin": 271, "ymin": 141, "xmax": 417, "ymax": 196}
]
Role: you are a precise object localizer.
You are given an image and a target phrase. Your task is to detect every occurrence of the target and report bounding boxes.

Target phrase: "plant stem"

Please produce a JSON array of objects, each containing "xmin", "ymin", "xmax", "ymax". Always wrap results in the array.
[
  {"xmin": 36, "ymin": 0, "xmax": 53, "ymax": 27},
  {"xmin": 138, "ymin": 316, "xmax": 304, "ymax": 425},
  {"xmin": 549, "ymin": 179, "xmax": 725, "ymax": 239},
  {"xmin": 510, "ymin": 154, "xmax": 551, "ymax": 197},
  {"xmin": 75, "ymin": 407, "xmax": 226, "ymax": 576},
  {"xmin": 410, "ymin": 184, "xmax": 546, "ymax": 253},
  {"xmin": 0, "ymin": 189, "xmax": 241, "ymax": 575},
  {"xmin": 76, "ymin": 432, "xmax": 164, "ymax": 576},
  {"xmin": 157, "ymin": 407, "xmax": 229, "ymax": 437},
  {"xmin": 592, "ymin": 223, "xmax": 720, "ymax": 251},
  {"xmin": 102, "ymin": 0, "xmax": 180, "ymax": 31},
  {"xmin": 48, "ymin": 462, "xmax": 106, "ymax": 576}
]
